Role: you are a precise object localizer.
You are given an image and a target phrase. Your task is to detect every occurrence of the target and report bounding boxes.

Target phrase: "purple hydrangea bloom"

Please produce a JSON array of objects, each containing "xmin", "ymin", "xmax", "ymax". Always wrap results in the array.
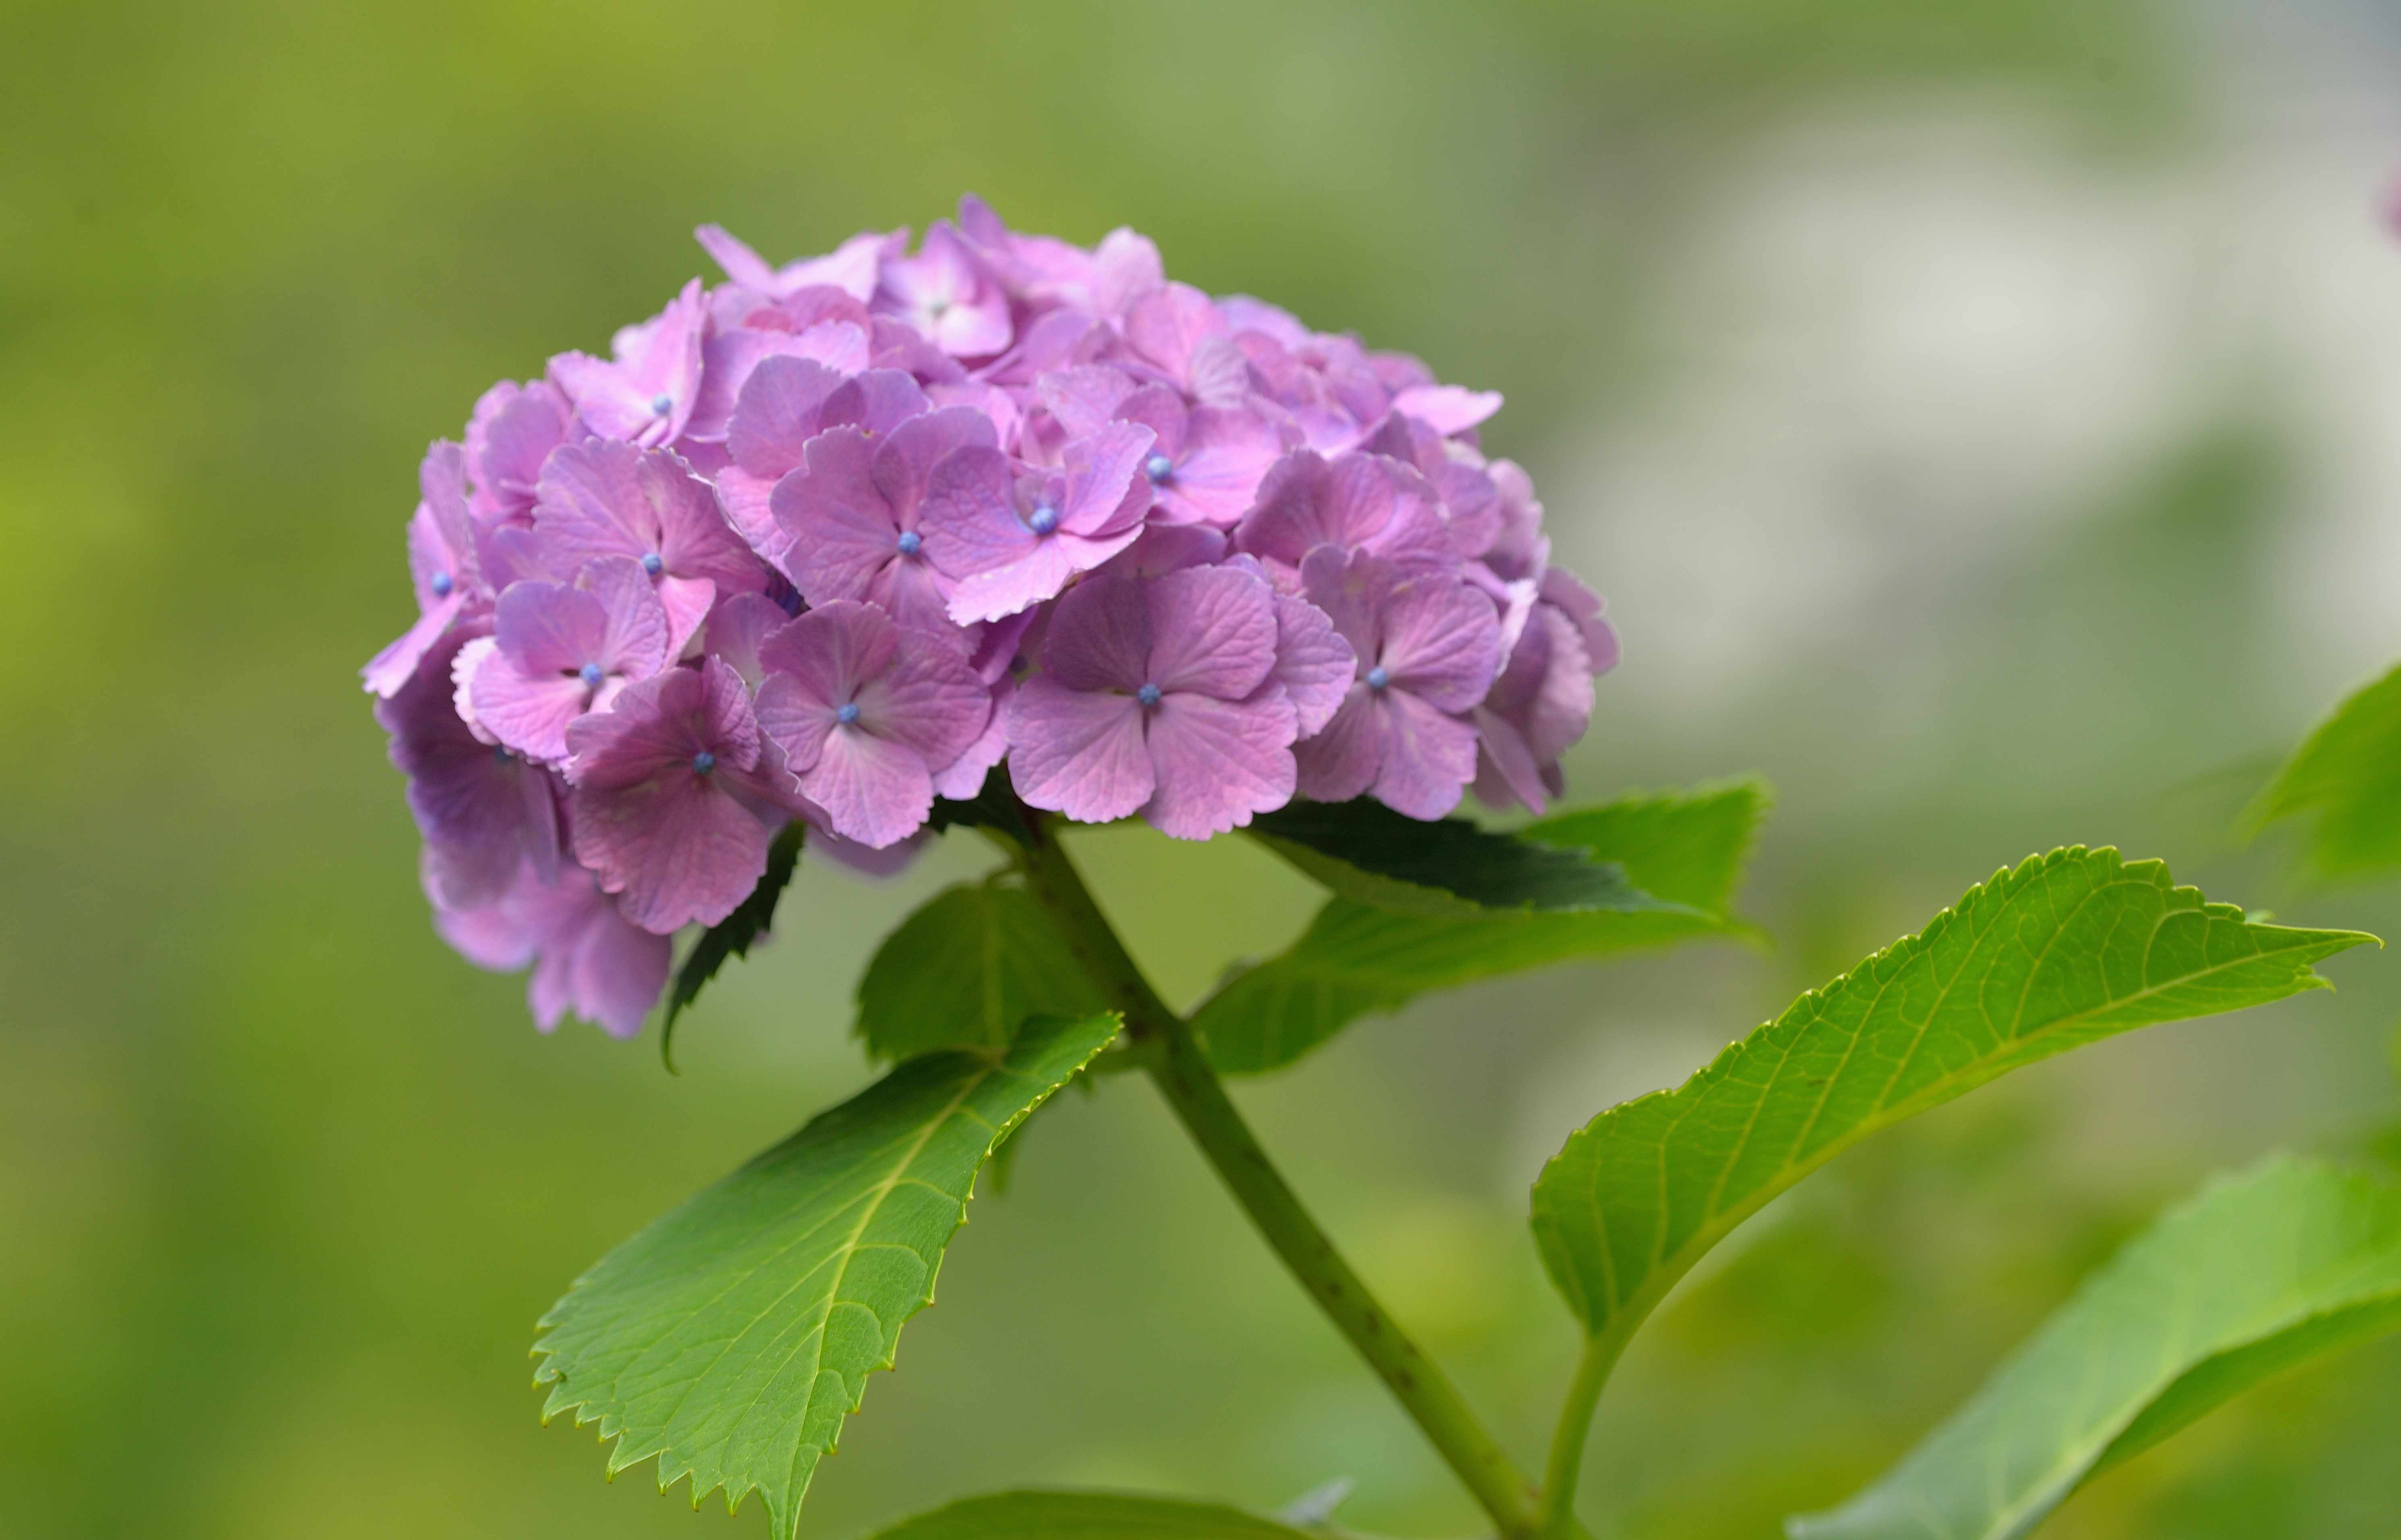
[
  {"xmin": 1007, "ymin": 564, "xmax": 1300, "ymax": 839},
  {"xmin": 565, "ymin": 658, "xmax": 807, "ymax": 934},
  {"xmin": 1294, "ymin": 547, "xmax": 1501, "ymax": 820},
  {"xmin": 464, "ymin": 379, "xmax": 572, "ymax": 525},
  {"xmin": 695, "ymin": 223, "xmax": 897, "ymax": 304},
  {"xmin": 920, "ymin": 420, "xmax": 1156, "ymax": 624},
  {"xmin": 873, "ymin": 222, "xmax": 1011, "ymax": 358},
  {"xmin": 534, "ymin": 439, "xmax": 768, "ymax": 654},
  {"xmin": 770, "ymin": 405, "xmax": 993, "ymax": 633},
  {"xmin": 547, "ymin": 278, "xmax": 708, "ymax": 447},
  {"xmin": 369, "ymin": 197, "xmax": 1614, "ymax": 1040},
  {"xmin": 1234, "ymin": 449, "xmax": 1456, "ymax": 590},
  {"xmin": 362, "ymin": 441, "xmax": 483, "ymax": 696},
  {"xmin": 431, "ymin": 854, "xmax": 672, "ymax": 1040},
  {"xmin": 752, "ymin": 600, "xmax": 992, "ymax": 848},
  {"xmin": 1472, "ymin": 601, "xmax": 1597, "ymax": 815},
  {"xmin": 378, "ymin": 626, "xmax": 565, "ymax": 909},
  {"xmin": 468, "ymin": 556, "xmax": 673, "ymax": 763}
]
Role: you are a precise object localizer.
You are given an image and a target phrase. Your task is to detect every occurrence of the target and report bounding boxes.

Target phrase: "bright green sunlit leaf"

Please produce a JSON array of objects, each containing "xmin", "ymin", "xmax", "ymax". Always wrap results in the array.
[
  {"xmin": 1788, "ymin": 1154, "xmax": 2401, "ymax": 1540},
  {"xmin": 533, "ymin": 1013, "xmax": 1123, "ymax": 1539},
  {"xmin": 1531, "ymin": 848, "xmax": 2372, "ymax": 1362}
]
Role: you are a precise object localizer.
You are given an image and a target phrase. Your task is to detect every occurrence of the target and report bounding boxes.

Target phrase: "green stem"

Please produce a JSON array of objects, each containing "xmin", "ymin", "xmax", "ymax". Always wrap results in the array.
[
  {"xmin": 1010, "ymin": 817, "xmax": 1542, "ymax": 1539},
  {"xmin": 1537, "ymin": 1322, "xmax": 1633, "ymax": 1537}
]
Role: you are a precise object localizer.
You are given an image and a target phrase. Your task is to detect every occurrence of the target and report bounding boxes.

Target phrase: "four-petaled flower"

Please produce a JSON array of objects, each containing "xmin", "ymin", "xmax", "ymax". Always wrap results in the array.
[
  {"xmin": 467, "ymin": 556, "xmax": 672, "ymax": 763},
  {"xmin": 921, "ymin": 421, "xmax": 1156, "ymax": 624},
  {"xmin": 753, "ymin": 601, "xmax": 993, "ymax": 848}
]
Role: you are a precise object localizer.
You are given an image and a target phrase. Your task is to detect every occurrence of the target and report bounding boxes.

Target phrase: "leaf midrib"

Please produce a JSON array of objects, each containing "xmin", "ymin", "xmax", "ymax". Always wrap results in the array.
[
  {"xmin": 1575, "ymin": 895, "xmax": 2328, "ymax": 1338},
  {"xmin": 582, "ymin": 1063, "xmax": 1000, "ymax": 1504}
]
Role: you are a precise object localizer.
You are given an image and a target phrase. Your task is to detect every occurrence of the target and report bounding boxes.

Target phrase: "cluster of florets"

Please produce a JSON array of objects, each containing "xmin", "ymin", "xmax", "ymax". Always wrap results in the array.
[{"xmin": 366, "ymin": 197, "xmax": 1615, "ymax": 1037}]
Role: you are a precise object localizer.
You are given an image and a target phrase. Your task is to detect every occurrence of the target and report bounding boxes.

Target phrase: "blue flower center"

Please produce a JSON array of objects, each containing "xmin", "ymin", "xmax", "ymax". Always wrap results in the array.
[
  {"xmin": 1136, "ymin": 683, "xmax": 1163, "ymax": 708},
  {"xmin": 430, "ymin": 571, "xmax": 454, "ymax": 598},
  {"xmin": 895, "ymin": 530, "xmax": 922, "ymax": 557},
  {"xmin": 1026, "ymin": 503, "xmax": 1060, "ymax": 535},
  {"xmin": 1365, "ymin": 665, "xmax": 1391, "ymax": 691},
  {"xmin": 641, "ymin": 552, "xmax": 664, "ymax": 576},
  {"xmin": 691, "ymin": 750, "xmax": 716, "ymax": 775},
  {"xmin": 836, "ymin": 701, "xmax": 862, "ymax": 725},
  {"xmin": 578, "ymin": 662, "xmax": 603, "ymax": 688},
  {"xmin": 650, "ymin": 394, "xmax": 674, "ymax": 415},
  {"xmin": 1144, "ymin": 453, "xmax": 1174, "ymax": 482}
]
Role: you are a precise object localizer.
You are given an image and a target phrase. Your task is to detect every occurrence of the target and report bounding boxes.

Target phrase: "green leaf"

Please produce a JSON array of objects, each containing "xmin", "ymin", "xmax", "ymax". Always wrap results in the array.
[
  {"xmin": 533, "ymin": 1012, "xmax": 1122, "ymax": 1540},
  {"xmin": 1246, "ymin": 797, "xmax": 1665, "ymax": 916},
  {"xmin": 2246, "ymin": 662, "xmax": 2401, "ymax": 875},
  {"xmin": 1787, "ymin": 1154, "xmax": 2401, "ymax": 1540},
  {"xmin": 864, "ymin": 1490, "xmax": 1317, "ymax": 1540},
  {"xmin": 1196, "ymin": 781, "xmax": 1769, "ymax": 1074},
  {"xmin": 856, "ymin": 878, "xmax": 1112, "ymax": 1062},
  {"xmin": 1531, "ymin": 847, "xmax": 2372, "ymax": 1357},
  {"xmin": 660, "ymin": 821, "xmax": 804, "ymax": 1070}
]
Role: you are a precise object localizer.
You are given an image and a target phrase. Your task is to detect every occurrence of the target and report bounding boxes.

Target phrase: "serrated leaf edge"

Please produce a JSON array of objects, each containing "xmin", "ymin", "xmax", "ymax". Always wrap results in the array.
[
  {"xmin": 528, "ymin": 1014, "xmax": 1121, "ymax": 1531},
  {"xmin": 1531, "ymin": 845, "xmax": 2374, "ymax": 1335}
]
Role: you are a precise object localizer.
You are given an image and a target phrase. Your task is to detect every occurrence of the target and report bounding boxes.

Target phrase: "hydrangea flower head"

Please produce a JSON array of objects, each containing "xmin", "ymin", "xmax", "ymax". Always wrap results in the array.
[{"xmin": 365, "ymin": 197, "xmax": 1614, "ymax": 1036}]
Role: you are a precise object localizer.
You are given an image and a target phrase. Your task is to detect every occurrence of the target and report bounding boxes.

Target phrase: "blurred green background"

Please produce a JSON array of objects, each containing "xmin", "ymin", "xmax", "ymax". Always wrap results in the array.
[{"xmin": 8, "ymin": 1, "xmax": 2401, "ymax": 1535}]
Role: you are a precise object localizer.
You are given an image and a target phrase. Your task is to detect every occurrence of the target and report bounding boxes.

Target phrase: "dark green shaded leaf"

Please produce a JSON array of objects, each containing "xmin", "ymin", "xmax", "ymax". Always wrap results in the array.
[
  {"xmin": 533, "ymin": 1013, "xmax": 1122, "ymax": 1540},
  {"xmin": 661, "ymin": 821, "xmax": 804, "ymax": 1069},
  {"xmin": 1532, "ymin": 848, "xmax": 2372, "ymax": 1364},
  {"xmin": 856, "ymin": 879, "xmax": 1112, "ymax": 1062},
  {"xmin": 866, "ymin": 1490, "xmax": 1316, "ymax": 1540},
  {"xmin": 1247, "ymin": 797, "xmax": 1660, "ymax": 916},
  {"xmin": 1789, "ymin": 1155, "xmax": 2401, "ymax": 1540},
  {"xmin": 2247, "ymin": 662, "xmax": 2401, "ymax": 875},
  {"xmin": 1196, "ymin": 781, "xmax": 1768, "ymax": 1074}
]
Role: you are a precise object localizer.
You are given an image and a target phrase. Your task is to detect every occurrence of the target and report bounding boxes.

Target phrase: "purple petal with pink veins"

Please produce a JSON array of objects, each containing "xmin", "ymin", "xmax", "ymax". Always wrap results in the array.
[
  {"xmin": 493, "ymin": 578, "xmax": 609, "ymax": 676},
  {"xmin": 450, "ymin": 635, "xmax": 498, "ymax": 743},
  {"xmin": 866, "ymin": 551, "xmax": 962, "ymax": 636},
  {"xmin": 472, "ymin": 647, "xmax": 592, "ymax": 764},
  {"xmin": 1005, "ymin": 678, "xmax": 1155, "ymax": 825},
  {"xmin": 1110, "ymin": 523, "xmax": 1227, "ymax": 578},
  {"xmin": 727, "ymin": 356, "xmax": 847, "ymax": 477},
  {"xmin": 916, "ymin": 445, "xmax": 1031, "ymax": 578},
  {"xmin": 703, "ymin": 591, "xmax": 792, "ymax": 692},
  {"xmin": 753, "ymin": 671, "xmax": 838, "ymax": 773},
  {"xmin": 1378, "ymin": 575, "xmax": 1500, "ymax": 714},
  {"xmin": 773, "ymin": 427, "xmax": 892, "ymax": 603},
  {"xmin": 947, "ymin": 535, "xmax": 1093, "ymax": 625},
  {"xmin": 466, "ymin": 380, "xmax": 570, "ymax": 517},
  {"xmin": 713, "ymin": 466, "xmax": 786, "ymax": 564},
  {"xmin": 967, "ymin": 605, "xmax": 1039, "ymax": 683},
  {"xmin": 1090, "ymin": 227, "xmax": 1165, "ymax": 316},
  {"xmin": 1142, "ymin": 689, "xmax": 1298, "ymax": 839},
  {"xmin": 1143, "ymin": 565, "xmax": 1278, "ymax": 702},
  {"xmin": 1391, "ymin": 383, "xmax": 1502, "ymax": 435},
  {"xmin": 1186, "ymin": 335, "xmax": 1254, "ymax": 409},
  {"xmin": 362, "ymin": 591, "xmax": 464, "ymax": 696},
  {"xmin": 931, "ymin": 678, "xmax": 1011, "ymax": 798},
  {"xmin": 419, "ymin": 441, "xmax": 479, "ymax": 589},
  {"xmin": 1268, "ymin": 590, "xmax": 1356, "ymax": 738},
  {"xmin": 548, "ymin": 279, "xmax": 706, "ymax": 446},
  {"xmin": 821, "ymin": 369, "xmax": 930, "ymax": 437},
  {"xmin": 1037, "ymin": 366, "xmax": 1139, "ymax": 442},
  {"xmin": 1037, "ymin": 573, "xmax": 1150, "ymax": 692},
  {"xmin": 1126, "ymin": 282, "xmax": 1227, "ymax": 386},
  {"xmin": 871, "ymin": 406, "xmax": 997, "ymax": 519},
  {"xmin": 1158, "ymin": 408, "xmax": 1286, "ymax": 527},
  {"xmin": 581, "ymin": 557, "xmax": 672, "ymax": 676},
  {"xmin": 759, "ymin": 600, "xmax": 900, "ymax": 716},
  {"xmin": 570, "ymin": 763, "xmax": 778, "ymax": 933},
  {"xmin": 1293, "ymin": 687, "xmax": 1382, "ymax": 805},
  {"xmin": 1539, "ymin": 567, "xmax": 1619, "ymax": 676},
  {"xmin": 798, "ymin": 727, "xmax": 935, "ymax": 849},
  {"xmin": 543, "ymin": 892, "xmax": 671, "ymax": 1038},
  {"xmin": 1371, "ymin": 689, "xmax": 1478, "ymax": 820},
  {"xmin": 655, "ymin": 575, "xmax": 715, "ymax": 659},
  {"xmin": 1060, "ymin": 421, "xmax": 1154, "ymax": 535},
  {"xmin": 379, "ymin": 630, "xmax": 563, "ymax": 890},
  {"xmin": 854, "ymin": 637, "xmax": 990, "ymax": 765},
  {"xmin": 686, "ymin": 329, "xmax": 833, "ymax": 443}
]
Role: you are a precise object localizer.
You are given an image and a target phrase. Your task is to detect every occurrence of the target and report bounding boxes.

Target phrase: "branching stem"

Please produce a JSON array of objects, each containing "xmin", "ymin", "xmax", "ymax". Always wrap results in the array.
[{"xmin": 1007, "ymin": 815, "xmax": 1545, "ymax": 1539}]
